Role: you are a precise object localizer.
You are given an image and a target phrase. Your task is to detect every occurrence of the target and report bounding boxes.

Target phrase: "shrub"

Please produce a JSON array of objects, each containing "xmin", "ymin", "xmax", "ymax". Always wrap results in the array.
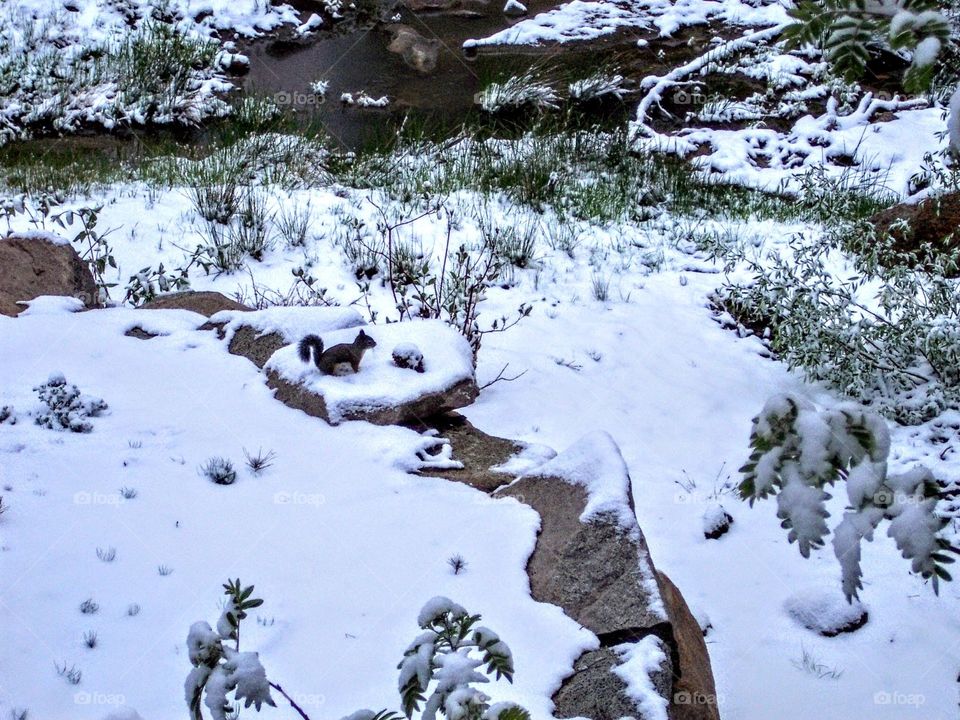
[
  {"xmin": 200, "ymin": 458, "xmax": 237, "ymax": 485},
  {"xmin": 739, "ymin": 394, "xmax": 958, "ymax": 599},
  {"xmin": 34, "ymin": 374, "xmax": 108, "ymax": 433}
]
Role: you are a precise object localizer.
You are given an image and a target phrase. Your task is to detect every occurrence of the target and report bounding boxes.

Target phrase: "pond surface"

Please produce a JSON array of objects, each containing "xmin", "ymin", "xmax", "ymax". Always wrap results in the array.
[{"xmin": 243, "ymin": 2, "xmax": 636, "ymax": 148}]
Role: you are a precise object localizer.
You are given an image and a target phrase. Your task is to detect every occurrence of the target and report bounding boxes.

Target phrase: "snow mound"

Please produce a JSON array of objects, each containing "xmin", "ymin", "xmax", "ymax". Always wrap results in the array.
[
  {"xmin": 210, "ymin": 306, "xmax": 365, "ymax": 344},
  {"xmin": 491, "ymin": 443, "xmax": 558, "ymax": 475},
  {"xmin": 522, "ymin": 430, "xmax": 636, "ymax": 529},
  {"xmin": 16, "ymin": 295, "xmax": 86, "ymax": 315},
  {"xmin": 784, "ymin": 588, "xmax": 868, "ymax": 636},
  {"xmin": 265, "ymin": 320, "xmax": 477, "ymax": 424}
]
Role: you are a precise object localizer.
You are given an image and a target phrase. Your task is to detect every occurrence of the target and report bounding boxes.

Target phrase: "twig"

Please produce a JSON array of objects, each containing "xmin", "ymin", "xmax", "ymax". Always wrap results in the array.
[
  {"xmin": 269, "ymin": 682, "xmax": 312, "ymax": 720},
  {"xmin": 480, "ymin": 363, "xmax": 528, "ymax": 390}
]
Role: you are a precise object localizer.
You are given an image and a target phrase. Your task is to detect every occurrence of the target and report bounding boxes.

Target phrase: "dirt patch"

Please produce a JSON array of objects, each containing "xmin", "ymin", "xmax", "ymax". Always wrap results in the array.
[{"xmin": 869, "ymin": 191, "xmax": 960, "ymax": 276}]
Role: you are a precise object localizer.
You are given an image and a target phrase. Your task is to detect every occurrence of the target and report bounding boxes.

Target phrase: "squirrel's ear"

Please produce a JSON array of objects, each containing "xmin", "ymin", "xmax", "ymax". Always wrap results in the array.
[{"xmin": 358, "ymin": 329, "xmax": 366, "ymax": 337}]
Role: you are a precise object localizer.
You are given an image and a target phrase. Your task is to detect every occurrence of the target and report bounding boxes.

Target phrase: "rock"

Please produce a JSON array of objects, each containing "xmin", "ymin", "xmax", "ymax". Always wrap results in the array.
[
  {"xmin": 393, "ymin": 342, "xmax": 425, "ymax": 373},
  {"xmin": 784, "ymin": 588, "xmax": 868, "ymax": 637},
  {"xmin": 265, "ymin": 320, "xmax": 479, "ymax": 425},
  {"xmin": 868, "ymin": 191, "xmax": 960, "ymax": 276},
  {"xmin": 552, "ymin": 645, "xmax": 672, "ymax": 720},
  {"xmin": 140, "ymin": 291, "xmax": 252, "ymax": 317},
  {"xmin": 496, "ymin": 432, "xmax": 675, "ymax": 719},
  {"xmin": 387, "ymin": 25, "xmax": 442, "ymax": 75},
  {"xmin": 497, "ymin": 433, "xmax": 669, "ymax": 638},
  {"xmin": 0, "ymin": 233, "xmax": 99, "ymax": 317},
  {"xmin": 658, "ymin": 572, "xmax": 722, "ymax": 720},
  {"xmin": 702, "ymin": 503, "xmax": 733, "ymax": 540},
  {"xmin": 414, "ymin": 412, "xmax": 538, "ymax": 491},
  {"xmin": 503, "ymin": 0, "xmax": 528, "ymax": 16},
  {"xmin": 402, "ymin": 0, "xmax": 461, "ymax": 11}
]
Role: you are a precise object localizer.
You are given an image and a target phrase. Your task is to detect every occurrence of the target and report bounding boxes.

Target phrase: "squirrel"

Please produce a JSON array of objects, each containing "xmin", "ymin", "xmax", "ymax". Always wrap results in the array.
[{"xmin": 298, "ymin": 330, "xmax": 377, "ymax": 375}]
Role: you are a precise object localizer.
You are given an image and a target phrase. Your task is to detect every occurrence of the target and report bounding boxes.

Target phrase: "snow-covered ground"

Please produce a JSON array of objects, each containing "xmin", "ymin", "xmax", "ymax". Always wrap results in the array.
[
  {"xmin": 2, "ymin": 0, "xmax": 960, "ymax": 719},
  {"xmin": 2, "ymin": 172, "xmax": 959, "ymax": 718}
]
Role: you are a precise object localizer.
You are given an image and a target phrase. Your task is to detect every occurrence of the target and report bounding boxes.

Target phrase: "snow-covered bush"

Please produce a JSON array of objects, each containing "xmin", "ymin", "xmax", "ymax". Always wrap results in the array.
[
  {"xmin": 785, "ymin": 0, "xmax": 950, "ymax": 91},
  {"xmin": 186, "ymin": 584, "xmax": 527, "ymax": 720},
  {"xmin": 396, "ymin": 597, "xmax": 528, "ymax": 720},
  {"xmin": 569, "ymin": 73, "xmax": 627, "ymax": 103},
  {"xmin": 716, "ymin": 227, "xmax": 960, "ymax": 423},
  {"xmin": 740, "ymin": 394, "xmax": 957, "ymax": 599},
  {"xmin": 34, "ymin": 374, "xmax": 108, "ymax": 433},
  {"xmin": 0, "ymin": 405, "xmax": 15, "ymax": 425},
  {"xmin": 186, "ymin": 580, "xmax": 275, "ymax": 720}
]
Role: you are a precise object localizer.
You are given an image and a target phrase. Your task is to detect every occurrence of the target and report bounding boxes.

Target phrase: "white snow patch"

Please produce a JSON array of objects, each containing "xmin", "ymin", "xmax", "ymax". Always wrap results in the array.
[
  {"xmin": 784, "ymin": 588, "xmax": 867, "ymax": 635},
  {"xmin": 612, "ymin": 636, "xmax": 670, "ymax": 720}
]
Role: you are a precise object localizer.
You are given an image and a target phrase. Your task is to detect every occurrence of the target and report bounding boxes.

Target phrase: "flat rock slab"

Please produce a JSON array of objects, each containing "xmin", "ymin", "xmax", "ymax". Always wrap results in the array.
[
  {"xmin": 414, "ymin": 412, "xmax": 555, "ymax": 491},
  {"xmin": 266, "ymin": 319, "xmax": 479, "ymax": 425},
  {"xmin": 209, "ymin": 306, "xmax": 365, "ymax": 368},
  {"xmin": 0, "ymin": 233, "xmax": 99, "ymax": 317}
]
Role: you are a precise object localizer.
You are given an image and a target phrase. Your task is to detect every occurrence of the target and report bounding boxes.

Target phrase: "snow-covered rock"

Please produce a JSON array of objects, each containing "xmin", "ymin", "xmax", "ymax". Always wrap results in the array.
[
  {"xmin": 0, "ymin": 234, "xmax": 99, "ymax": 317},
  {"xmin": 784, "ymin": 588, "xmax": 868, "ymax": 636},
  {"xmin": 265, "ymin": 319, "xmax": 478, "ymax": 425},
  {"xmin": 503, "ymin": 0, "xmax": 528, "ymax": 17}
]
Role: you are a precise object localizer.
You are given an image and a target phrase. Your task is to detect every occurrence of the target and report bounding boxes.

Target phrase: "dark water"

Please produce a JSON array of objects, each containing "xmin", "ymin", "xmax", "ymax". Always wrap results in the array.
[{"xmin": 242, "ymin": 2, "xmax": 614, "ymax": 148}]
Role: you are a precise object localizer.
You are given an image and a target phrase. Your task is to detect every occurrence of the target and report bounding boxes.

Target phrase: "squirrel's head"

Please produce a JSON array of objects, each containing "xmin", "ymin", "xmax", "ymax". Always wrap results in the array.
[{"xmin": 354, "ymin": 329, "xmax": 377, "ymax": 349}]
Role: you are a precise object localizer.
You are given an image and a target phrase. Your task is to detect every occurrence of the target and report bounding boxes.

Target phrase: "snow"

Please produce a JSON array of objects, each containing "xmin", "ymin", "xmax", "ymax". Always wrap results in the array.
[
  {"xmin": 784, "ymin": 588, "xmax": 867, "ymax": 635},
  {"xmin": 949, "ymin": 86, "xmax": 960, "ymax": 156},
  {"xmin": 209, "ymin": 307, "xmax": 365, "ymax": 345},
  {"xmin": 0, "ymin": 307, "xmax": 588, "ymax": 719},
  {"xmin": 519, "ymin": 430, "xmax": 636, "ymax": 529},
  {"xmin": 612, "ymin": 637, "xmax": 670, "ymax": 720},
  {"xmin": 265, "ymin": 320, "xmax": 476, "ymax": 424}
]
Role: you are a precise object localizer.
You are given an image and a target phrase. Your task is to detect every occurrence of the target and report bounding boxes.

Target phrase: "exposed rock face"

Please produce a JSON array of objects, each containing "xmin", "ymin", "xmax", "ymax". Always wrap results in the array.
[
  {"xmin": 387, "ymin": 25, "xmax": 442, "ymax": 75},
  {"xmin": 0, "ymin": 233, "xmax": 99, "ymax": 317},
  {"xmin": 552, "ymin": 646, "xmax": 672, "ymax": 720},
  {"xmin": 868, "ymin": 191, "xmax": 960, "ymax": 276},
  {"xmin": 139, "ymin": 290, "xmax": 251, "ymax": 316},
  {"xmin": 491, "ymin": 432, "xmax": 721, "ymax": 720},
  {"xmin": 268, "ymin": 371, "xmax": 478, "ymax": 425},
  {"xmin": 658, "ymin": 572, "xmax": 722, "ymax": 720},
  {"xmin": 228, "ymin": 327, "xmax": 287, "ymax": 368}
]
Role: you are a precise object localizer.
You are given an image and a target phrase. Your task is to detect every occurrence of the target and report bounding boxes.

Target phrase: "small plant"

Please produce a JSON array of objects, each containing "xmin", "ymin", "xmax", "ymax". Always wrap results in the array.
[
  {"xmin": 447, "ymin": 554, "xmax": 467, "ymax": 575},
  {"xmin": 10, "ymin": 708, "xmax": 28, "ymax": 720},
  {"xmin": 119, "ymin": 486, "xmax": 138, "ymax": 499},
  {"xmin": 275, "ymin": 202, "xmax": 312, "ymax": 248},
  {"xmin": 243, "ymin": 448, "xmax": 277, "ymax": 475},
  {"xmin": 791, "ymin": 645, "xmax": 843, "ymax": 680},
  {"xmin": 83, "ymin": 631, "xmax": 98, "ymax": 649},
  {"xmin": 127, "ymin": 604, "xmax": 141, "ymax": 617},
  {"xmin": 96, "ymin": 547, "xmax": 116, "ymax": 563},
  {"xmin": 200, "ymin": 457, "xmax": 237, "ymax": 485},
  {"xmin": 55, "ymin": 662, "xmax": 82, "ymax": 685},
  {"xmin": 0, "ymin": 497, "xmax": 7, "ymax": 518},
  {"xmin": 34, "ymin": 373, "xmax": 108, "ymax": 433},
  {"xmin": 186, "ymin": 583, "xmax": 528, "ymax": 720},
  {"xmin": 227, "ymin": 190, "xmax": 274, "ymax": 262},
  {"xmin": 79, "ymin": 599, "xmax": 99, "ymax": 615},
  {"xmin": 477, "ymin": 72, "xmax": 559, "ymax": 113},
  {"xmin": 158, "ymin": 565, "xmax": 174, "ymax": 576},
  {"xmin": 0, "ymin": 405, "xmax": 15, "ymax": 425},
  {"xmin": 591, "ymin": 273, "xmax": 610, "ymax": 302}
]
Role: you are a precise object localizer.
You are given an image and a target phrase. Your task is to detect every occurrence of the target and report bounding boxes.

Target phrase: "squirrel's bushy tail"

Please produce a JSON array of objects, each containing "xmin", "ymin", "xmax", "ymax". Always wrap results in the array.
[{"xmin": 298, "ymin": 334, "xmax": 324, "ymax": 366}]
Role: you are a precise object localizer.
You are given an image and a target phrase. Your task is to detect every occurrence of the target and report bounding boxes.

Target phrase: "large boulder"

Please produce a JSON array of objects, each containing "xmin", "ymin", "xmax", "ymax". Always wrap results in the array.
[
  {"xmin": 265, "ymin": 319, "xmax": 479, "ymax": 425},
  {"xmin": 0, "ymin": 233, "xmax": 99, "ymax": 317},
  {"xmin": 496, "ymin": 432, "xmax": 674, "ymax": 719},
  {"xmin": 495, "ymin": 432, "xmax": 721, "ymax": 720}
]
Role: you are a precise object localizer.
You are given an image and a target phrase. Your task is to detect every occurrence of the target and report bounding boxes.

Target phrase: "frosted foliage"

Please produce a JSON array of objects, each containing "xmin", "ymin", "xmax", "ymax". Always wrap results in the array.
[
  {"xmin": 33, "ymin": 373, "xmax": 108, "ymax": 432},
  {"xmin": 742, "ymin": 394, "xmax": 954, "ymax": 599}
]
